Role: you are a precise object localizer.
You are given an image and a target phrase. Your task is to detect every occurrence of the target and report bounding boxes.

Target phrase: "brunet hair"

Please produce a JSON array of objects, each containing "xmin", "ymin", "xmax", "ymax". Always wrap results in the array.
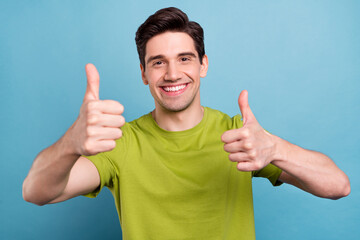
[{"xmin": 135, "ymin": 7, "xmax": 205, "ymax": 70}]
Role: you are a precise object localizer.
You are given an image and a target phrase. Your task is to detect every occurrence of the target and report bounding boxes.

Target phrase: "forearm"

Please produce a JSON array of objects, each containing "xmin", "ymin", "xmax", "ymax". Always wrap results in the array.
[
  {"xmin": 23, "ymin": 64, "xmax": 125, "ymax": 205},
  {"xmin": 23, "ymin": 127, "xmax": 80, "ymax": 205},
  {"xmin": 272, "ymin": 135, "xmax": 350, "ymax": 199}
]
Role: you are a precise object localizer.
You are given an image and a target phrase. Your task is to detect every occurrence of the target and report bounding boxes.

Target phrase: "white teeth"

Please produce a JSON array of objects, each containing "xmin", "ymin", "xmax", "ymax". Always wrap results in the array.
[{"xmin": 163, "ymin": 84, "xmax": 186, "ymax": 92}]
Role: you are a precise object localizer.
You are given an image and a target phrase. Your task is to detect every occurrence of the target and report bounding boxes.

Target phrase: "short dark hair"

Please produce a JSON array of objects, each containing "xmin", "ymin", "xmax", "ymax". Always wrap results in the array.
[{"xmin": 135, "ymin": 7, "xmax": 205, "ymax": 70}]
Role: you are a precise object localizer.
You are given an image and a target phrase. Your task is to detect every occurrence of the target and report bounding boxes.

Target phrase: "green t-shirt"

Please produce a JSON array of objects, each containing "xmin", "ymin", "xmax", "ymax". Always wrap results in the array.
[{"xmin": 84, "ymin": 107, "xmax": 282, "ymax": 240}]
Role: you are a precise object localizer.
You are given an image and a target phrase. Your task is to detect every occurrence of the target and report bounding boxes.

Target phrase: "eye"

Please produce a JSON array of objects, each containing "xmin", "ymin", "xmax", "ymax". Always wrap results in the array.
[
  {"xmin": 181, "ymin": 57, "xmax": 190, "ymax": 62},
  {"xmin": 153, "ymin": 61, "xmax": 163, "ymax": 66}
]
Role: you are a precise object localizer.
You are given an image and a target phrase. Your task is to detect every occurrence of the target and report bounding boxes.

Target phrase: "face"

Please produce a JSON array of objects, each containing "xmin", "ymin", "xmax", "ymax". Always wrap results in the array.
[{"xmin": 141, "ymin": 31, "xmax": 208, "ymax": 112}]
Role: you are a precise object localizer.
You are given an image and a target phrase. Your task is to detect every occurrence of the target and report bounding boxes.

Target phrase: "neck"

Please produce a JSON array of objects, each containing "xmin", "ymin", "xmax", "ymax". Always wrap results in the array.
[{"xmin": 152, "ymin": 103, "xmax": 204, "ymax": 132}]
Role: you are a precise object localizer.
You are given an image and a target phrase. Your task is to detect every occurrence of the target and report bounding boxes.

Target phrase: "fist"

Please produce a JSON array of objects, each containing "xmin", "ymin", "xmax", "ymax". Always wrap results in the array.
[
  {"xmin": 71, "ymin": 63, "xmax": 125, "ymax": 156},
  {"xmin": 221, "ymin": 90, "xmax": 276, "ymax": 171}
]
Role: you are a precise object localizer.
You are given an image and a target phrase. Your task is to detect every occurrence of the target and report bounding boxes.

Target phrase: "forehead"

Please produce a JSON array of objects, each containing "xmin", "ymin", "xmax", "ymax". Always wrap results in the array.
[{"xmin": 145, "ymin": 32, "xmax": 197, "ymax": 60}]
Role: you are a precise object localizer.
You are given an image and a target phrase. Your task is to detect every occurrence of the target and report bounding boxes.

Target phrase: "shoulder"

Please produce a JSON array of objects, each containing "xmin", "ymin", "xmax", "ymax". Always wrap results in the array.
[
  {"xmin": 102, "ymin": 113, "xmax": 154, "ymax": 165},
  {"xmin": 120, "ymin": 112, "xmax": 155, "ymax": 139},
  {"xmin": 122, "ymin": 112, "xmax": 153, "ymax": 131},
  {"xmin": 205, "ymin": 107, "xmax": 243, "ymax": 130}
]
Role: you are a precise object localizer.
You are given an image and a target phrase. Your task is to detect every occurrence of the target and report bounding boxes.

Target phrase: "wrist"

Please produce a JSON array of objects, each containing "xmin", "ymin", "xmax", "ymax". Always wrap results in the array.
[
  {"xmin": 59, "ymin": 122, "xmax": 81, "ymax": 157},
  {"xmin": 270, "ymin": 134, "xmax": 288, "ymax": 165}
]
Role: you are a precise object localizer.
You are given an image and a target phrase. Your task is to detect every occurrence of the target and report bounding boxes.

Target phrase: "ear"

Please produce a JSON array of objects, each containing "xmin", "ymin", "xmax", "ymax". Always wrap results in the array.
[
  {"xmin": 200, "ymin": 54, "xmax": 208, "ymax": 78},
  {"xmin": 140, "ymin": 64, "xmax": 148, "ymax": 85}
]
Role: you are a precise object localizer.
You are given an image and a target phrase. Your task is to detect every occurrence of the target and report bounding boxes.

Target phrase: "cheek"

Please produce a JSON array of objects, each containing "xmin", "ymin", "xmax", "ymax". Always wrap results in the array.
[
  {"xmin": 146, "ymin": 69, "xmax": 164, "ymax": 83},
  {"xmin": 184, "ymin": 63, "xmax": 198, "ymax": 71},
  {"xmin": 147, "ymin": 77, "xmax": 161, "ymax": 96},
  {"xmin": 181, "ymin": 65, "xmax": 201, "ymax": 78},
  {"xmin": 148, "ymin": 82, "xmax": 158, "ymax": 99},
  {"xmin": 148, "ymin": 81, "xmax": 157, "ymax": 92}
]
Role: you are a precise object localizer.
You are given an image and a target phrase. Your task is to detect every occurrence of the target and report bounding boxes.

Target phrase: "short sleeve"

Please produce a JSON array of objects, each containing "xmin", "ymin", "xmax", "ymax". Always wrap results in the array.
[
  {"xmin": 81, "ymin": 123, "xmax": 131, "ymax": 198},
  {"xmin": 232, "ymin": 114, "xmax": 282, "ymax": 186},
  {"xmin": 232, "ymin": 114, "xmax": 244, "ymax": 129},
  {"xmin": 252, "ymin": 164, "xmax": 283, "ymax": 186},
  {"xmin": 82, "ymin": 152, "xmax": 117, "ymax": 198}
]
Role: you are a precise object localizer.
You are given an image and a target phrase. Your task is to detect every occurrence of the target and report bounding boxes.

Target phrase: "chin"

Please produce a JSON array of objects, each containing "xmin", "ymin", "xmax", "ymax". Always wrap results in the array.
[{"xmin": 160, "ymin": 102, "xmax": 192, "ymax": 113}]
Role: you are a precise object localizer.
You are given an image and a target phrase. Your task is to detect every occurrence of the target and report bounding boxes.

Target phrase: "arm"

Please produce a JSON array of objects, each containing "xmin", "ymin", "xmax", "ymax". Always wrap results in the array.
[
  {"xmin": 22, "ymin": 135, "xmax": 100, "ymax": 205},
  {"xmin": 222, "ymin": 90, "xmax": 350, "ymax": 200},
  {"xmin": 22, "ymin": 64, "xmax": 125, "ymax": 205},
  {"xmin": 273, "ymin": 138, "xmax": 350, "ymax": 199}
]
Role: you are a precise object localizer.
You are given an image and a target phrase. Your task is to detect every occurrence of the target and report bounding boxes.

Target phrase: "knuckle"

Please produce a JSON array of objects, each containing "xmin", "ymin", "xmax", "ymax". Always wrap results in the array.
[
  {"xmin": 228, "ymin": 153, "xmax": 237, "ymax": 162},
  {"xmin": 233, "ymin": 141, "xmax": 242, "ymax": 152},
  {"xmin": 109, "ymin": 100, "xmax": 123, "ymax": 113},
  {"xmin": 119, "ymin": 116, "xmax": 125, "ymax": 126},
  {"xmin": 102, "ymin": 140, "xmax": 116, "ymax": 152},
  {"xmin": 86, "ymin": 127, "xmax": 95, "ymax": 138},
  {"xmin": 242, "ymin": 128, "xmax": 250, "ymax": 138},
  {"xmin": 236, "ymin": 163, "xmax": 243, "ymax": 171},
  {"xmin": 237, "ymin": 162, "xmax": 248, "ymax": 171},
  {"xmin": 248, "ymin": 150, "xmax": 257, "ymax": 159},
  {"xmin": 221, "ymin": 131, "xmax": 230, "ymax": 143},
  {"xmin": 83, "ymin": 140, "xmax": 93, "ymax": 154},
  {"xmin": 244, "ymin": 141, "xmax": 253, "ymax": 150},
  {"xmin": 115, "ymin": 129, "xmax": 123, "ymax": 139},
  {"xmin": 86, "ymin": 101, "xmax": 93, "ymax": 111},
  {"xmin": 221, "ymin": 135, "xmax": 226, "ymax": 143},
  {"xmin": 87, "ymin": 114, "xmax": 99, "ymax": 125},
  {"xmin": 118, "ymin": 103, "xmax": 124, "ymax": 114},
  {"xmin": 109, "ymin": 140, "xmax": 116, "ymax": 149},
  {"xmin": 87, "ymin": 101, "xmax": 98, "ymax": 111},
  {"xmin": 253, "ymin": 161, "xmax": 262, "ymax": 170}
]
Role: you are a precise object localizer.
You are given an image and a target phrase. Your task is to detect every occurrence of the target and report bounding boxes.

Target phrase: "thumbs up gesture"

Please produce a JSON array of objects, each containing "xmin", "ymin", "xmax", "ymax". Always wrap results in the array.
[
  {"xmin": 221, "ymin": 90, "xmax": 276, "ymax": 171},
  {"xmin": 69, "ymin": 64, "xmax": 125, "ymax": 156}
]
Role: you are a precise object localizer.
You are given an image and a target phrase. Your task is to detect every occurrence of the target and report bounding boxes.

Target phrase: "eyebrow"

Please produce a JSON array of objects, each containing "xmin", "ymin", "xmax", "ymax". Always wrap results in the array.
[
  {"xmin": 146, "ymin": 55, "xmax": 164, "ymax": 65},
  {"xmin": 178, "ymin": 52, "xmax": 197, "ymax": 58},
  {"xmin": 146, "ymin": 52, "xmax": 197, "ymax": 65}
]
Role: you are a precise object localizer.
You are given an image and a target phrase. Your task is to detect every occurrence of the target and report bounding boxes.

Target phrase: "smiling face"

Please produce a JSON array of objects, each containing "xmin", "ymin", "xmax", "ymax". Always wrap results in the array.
[{"xmin": 141, "ymin": 31, "xmax": 208, "ymax": 113}]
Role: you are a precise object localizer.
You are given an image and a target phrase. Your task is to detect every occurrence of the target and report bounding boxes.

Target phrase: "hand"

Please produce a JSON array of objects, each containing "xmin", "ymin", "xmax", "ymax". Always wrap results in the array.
[
  {"xmin": 221, "ymin": 90, "xmax": 276, "ymax": 171},
  {"xmin": 69, "ymin": 63, "xmax": 125, "ymax": 156}
]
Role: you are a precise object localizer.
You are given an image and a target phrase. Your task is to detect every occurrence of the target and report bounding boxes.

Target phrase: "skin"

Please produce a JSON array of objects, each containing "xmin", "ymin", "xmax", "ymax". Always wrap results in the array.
[
  {"xmin": 22, "ymin": 63, "xmax": 125, "ymax": 205},
  {"xmin": 222, "ymin": 90, "xmax": 350, "ymax": 199},
  {"xmin": 22, "ymin": 31, "xmax": 350, "ymax": 206},
  {"xmin": 140, "ymin": 32, "xmax": 208, "ymax": 131}
]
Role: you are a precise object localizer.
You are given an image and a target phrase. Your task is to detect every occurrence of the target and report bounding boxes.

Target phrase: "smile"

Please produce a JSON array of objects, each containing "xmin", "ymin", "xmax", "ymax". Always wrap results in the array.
[
  {"xmin": 162, "ymin": 84, "xmax": 187, "ymax": 92},
  {"xmin": 160, "ymin": 83, "xmax": 189, "ymax": 96}
]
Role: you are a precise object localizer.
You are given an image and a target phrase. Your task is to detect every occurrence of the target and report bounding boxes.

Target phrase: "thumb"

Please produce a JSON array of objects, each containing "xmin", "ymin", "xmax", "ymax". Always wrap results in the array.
[
  {"xmin": 83, "ymin": 63, "xmax": 100, "ymax": 102},
  {"xmin": 238, "ymin": 90, "xmax": 256, "ymax": 125}
]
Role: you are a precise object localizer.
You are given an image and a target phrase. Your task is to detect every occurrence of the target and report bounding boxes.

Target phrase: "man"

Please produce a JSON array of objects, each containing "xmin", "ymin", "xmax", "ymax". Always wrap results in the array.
[{"xmin": 23, "ymin": 7, "xmax": 350, "ymax": 240}]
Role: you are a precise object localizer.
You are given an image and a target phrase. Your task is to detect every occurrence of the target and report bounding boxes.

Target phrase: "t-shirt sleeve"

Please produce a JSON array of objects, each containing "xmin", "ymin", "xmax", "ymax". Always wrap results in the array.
[
  {"xmin": 252, "ymin": 164, "xmax": 283, "ymax": 186},
  {"xmin": 231, "ymin": 115, "xmax": 283, "ymax": 186},
  {"xmin": 81, "ymin": 123, "xmax": 130, "ymax": 198},
  {"xmin": 82, "ymin": 152, "xmax": 117, "ymax": 198}
]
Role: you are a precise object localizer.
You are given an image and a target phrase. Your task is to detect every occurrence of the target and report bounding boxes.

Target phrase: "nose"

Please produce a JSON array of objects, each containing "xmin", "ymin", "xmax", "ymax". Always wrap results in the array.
[{"xmin": 164, "ymin": 62, "xmax": 181, "ymax": 81}]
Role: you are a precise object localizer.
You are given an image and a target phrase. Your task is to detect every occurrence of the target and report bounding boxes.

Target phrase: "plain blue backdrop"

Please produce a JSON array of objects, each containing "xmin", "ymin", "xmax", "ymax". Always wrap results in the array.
[{"xmin": 1, "ymin": 0, "xmax": 359, "ymax": 239}]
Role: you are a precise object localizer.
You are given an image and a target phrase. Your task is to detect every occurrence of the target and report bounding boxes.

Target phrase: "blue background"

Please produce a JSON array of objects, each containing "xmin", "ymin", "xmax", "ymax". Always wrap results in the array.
[{"xmin": 1, "ymin": 0, "xmax": 359, "ymax": 239}]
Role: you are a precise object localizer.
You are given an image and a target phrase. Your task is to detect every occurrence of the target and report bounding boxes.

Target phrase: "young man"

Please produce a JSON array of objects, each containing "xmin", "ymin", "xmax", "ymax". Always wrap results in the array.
[{"xmin": 23, "ymin": 7, "xmax": 350, "ymax": 240}]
